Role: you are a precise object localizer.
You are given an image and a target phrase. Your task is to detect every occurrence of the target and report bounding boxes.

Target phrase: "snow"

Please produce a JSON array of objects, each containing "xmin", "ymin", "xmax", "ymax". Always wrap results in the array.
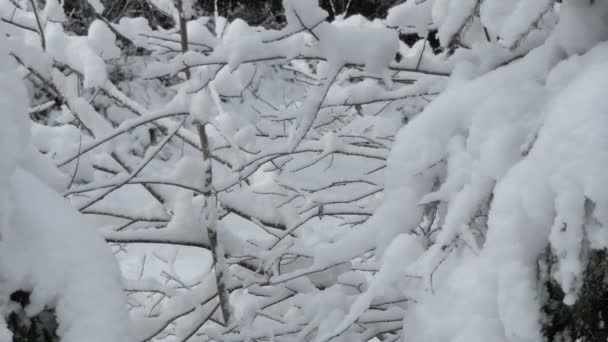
[{"xmin": 5, "ymin": 0, "xmax": 608, "ymax": 340}]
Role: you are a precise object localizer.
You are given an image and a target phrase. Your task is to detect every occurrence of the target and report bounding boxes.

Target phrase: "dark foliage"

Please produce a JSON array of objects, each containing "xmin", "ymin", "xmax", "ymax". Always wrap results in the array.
[
  {"xmin": 542, "ymin": 250, "xmax": 608, "ymax": 342},
  {"xmin": 7, "ymin": 291, "xmax": 58, "ymax": 342}
]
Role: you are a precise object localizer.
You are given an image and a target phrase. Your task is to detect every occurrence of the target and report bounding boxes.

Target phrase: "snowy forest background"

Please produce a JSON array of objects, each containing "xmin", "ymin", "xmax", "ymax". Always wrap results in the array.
[{"xmin": 1, "ymin": 0, "xmax": 608, "ymax": 341}]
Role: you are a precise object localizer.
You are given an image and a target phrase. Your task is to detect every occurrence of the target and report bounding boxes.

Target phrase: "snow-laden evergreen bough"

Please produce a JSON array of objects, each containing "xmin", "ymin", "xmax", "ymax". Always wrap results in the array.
[
  {"xmin": 378, "ymin": 1, "xmax": 608, "ymax": 342},
  {"xmin": 0, "ymin": 37, "xmax": 130, "ymax": 341},
  {"xmin": 2, "ymin": 0, "xmax": 608, "ymax": 340}
]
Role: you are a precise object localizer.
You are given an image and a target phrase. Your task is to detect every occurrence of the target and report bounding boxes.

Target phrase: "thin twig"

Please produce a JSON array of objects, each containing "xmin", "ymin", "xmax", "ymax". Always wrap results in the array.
[{"xmin": 28, "ymin": 0, "xmax": 46, "ymax": 51}]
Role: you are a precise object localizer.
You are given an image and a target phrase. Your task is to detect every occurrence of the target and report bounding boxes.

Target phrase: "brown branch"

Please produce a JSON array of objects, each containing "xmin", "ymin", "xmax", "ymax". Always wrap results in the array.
[
  {"xmin": 198, "ymin": 123, "xmax": 233, "ymax": 324},
  {"xmin": 175, "ymin": 0, "xmax": 191, "ymax": 79}
]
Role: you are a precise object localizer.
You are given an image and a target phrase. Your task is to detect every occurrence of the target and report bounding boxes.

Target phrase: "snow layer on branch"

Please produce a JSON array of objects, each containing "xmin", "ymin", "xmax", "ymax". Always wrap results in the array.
[
  {"xmin": 87, "ymin": 0, "xmax": 104, "ymax": 14},
  {"xmin": 46, "ymin": 21, "xmax": 118, "ymax": 88},
  {"xmin": 499, "ymin": 0, "xmax": 554, "ymax": 48},
  {"xmin": 187, "ymin": 18, "xmax": 220, "ymax": 48},
  {"xmin": 386, "ymin": 0, "xmax": 434, "ymax": 36},
  {"xmin": 114, "ymin": 17, "xmax": 155, "ymax": 46},
  {"xmin": 553, "ymin": 0, "xmax": 608, "ymax": 55},
  {"xmin": 316, "ymin": 23, "xmax": 399, "ymax": 75},
  {"xmin": 283, "ymin": 0, "xmax": 327, "ymax": 30},
  {"xmin": 148, "ymin": 0, "xmax": 177, "ymax": 21},
  {"xmin": 480, "ymin": 0, "xmax": 518, "ymax": 37},
  {"xmin": 220, "ymin": 19, "xmax": 264, "ymax": 70},
  {"xmin": 88, "ymin": 20, "xmax": 121, "ymax": 59},
  {"xmin": 43, "ymin": 0, "xmax": 66, "ymax": 23},
  {"xmin": 437, "ymin": 0, "xmax": 478, "ymax": 47},
  {"xmin": 68, "ymin": 97, "xmax": 114, "ymax": 137}
]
